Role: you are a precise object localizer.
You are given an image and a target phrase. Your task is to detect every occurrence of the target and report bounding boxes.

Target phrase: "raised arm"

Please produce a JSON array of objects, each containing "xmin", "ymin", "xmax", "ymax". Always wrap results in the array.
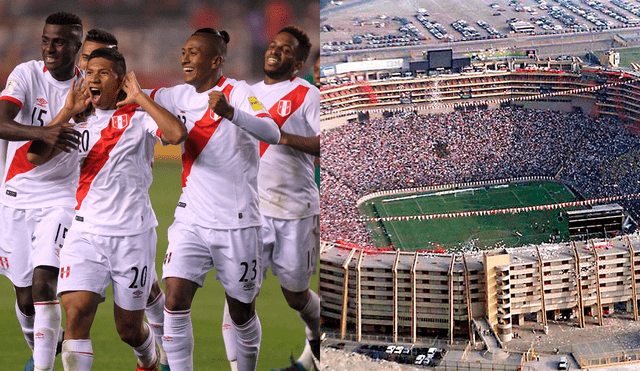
[
  {"xmin": 27, "ymin": 78, "xmax": 89, "ymax": 165},
  {"xmin": 278, "ymin": 131, "xmax": 320, "ymax": 157},
  {"xmin": 117, "ymin": 71, "xmax": 187, "ymax": 145},
  {"xmin": 209, "ymin": 91, "xmax": 281, "ymax": 145}
]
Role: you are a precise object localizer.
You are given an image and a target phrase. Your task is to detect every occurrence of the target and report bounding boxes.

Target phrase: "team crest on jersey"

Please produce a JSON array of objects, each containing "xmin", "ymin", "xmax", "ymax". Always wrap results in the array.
[
  {"xmin": 248, "ymin": 97, "xmax": 265, "ymax": 111},
  {"xmin": 111, "ymin": 114, "xmax": 129, "ymax": 130},
  {"xmin": 60, "ymin": 266, "xmax": 70, "ymax": 279},
  {"xmin": 276, "ymin": 100, "xmax": 292, "ymax": 117},
  {"xmin": 36, "ymin": 98, "xmax": 48, "ymax": 108},
  {"xmin": 4, "ymin": 79, "xmax": 18, "ymax": 94},
  {"xmin": 209, "ymin": 108, "xmax": 221, "ymax": 121}
]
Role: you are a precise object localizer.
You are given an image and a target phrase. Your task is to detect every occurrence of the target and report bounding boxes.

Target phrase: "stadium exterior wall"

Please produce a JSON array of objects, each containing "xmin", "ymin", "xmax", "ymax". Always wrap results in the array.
[{"xmin": 320, "ymin": 234, "xmax": 640, "ymax": 344}]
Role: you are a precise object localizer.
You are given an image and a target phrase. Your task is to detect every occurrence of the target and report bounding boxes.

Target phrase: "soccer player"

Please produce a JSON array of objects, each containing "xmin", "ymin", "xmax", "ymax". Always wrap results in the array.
[
  {"xmin": 27, "ymin": 47, "xmax": 187, "ymax": 371},
  {"xmin": 77, "ymin": 29, "xmax": 118, "ymax": 71},
  {"xmin": 0, "ymin": 11, "xmax": 83, "ymax": 371},
  {"xmin": 150, "ymin": 28, "xmax": 280, "ymax": 371},
  {"xmin": 75, "ymin": 28, "xmax": 171, "ymax": 371},
  {"xmin": 221, "ymin": 25, "xmax": 320, "ymax": 371}
]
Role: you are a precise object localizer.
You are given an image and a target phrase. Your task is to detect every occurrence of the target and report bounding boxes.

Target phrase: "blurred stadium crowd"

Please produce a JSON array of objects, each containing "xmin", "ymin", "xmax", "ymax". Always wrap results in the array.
[
  {"xmin": 321, "ymin": 107, "xmax": 640, "ymax": 245},
  {"xmin": 0, "ymin": 0, "xmax": 319, "ymax": 87}
]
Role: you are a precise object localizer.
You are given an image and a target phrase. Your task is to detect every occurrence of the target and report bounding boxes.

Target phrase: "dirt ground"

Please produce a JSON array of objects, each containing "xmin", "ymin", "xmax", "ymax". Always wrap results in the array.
[
  {"xmin": 321, "ymin": 347, "xmax": 428, "ymax": 371},
  {"xmin": 505, "ymin": 315, "xmax": 640, "ymax": 354}
]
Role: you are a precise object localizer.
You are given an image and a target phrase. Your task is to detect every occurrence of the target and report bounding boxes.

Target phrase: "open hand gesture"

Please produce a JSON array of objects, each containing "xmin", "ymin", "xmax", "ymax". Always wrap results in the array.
[
  {"xmin": 64, "ymin": 78, "xmax": 91, "ymax": 116},
  {"xmin": 116, "ymin": 71, "xmax": 143, "ymax": 107}
]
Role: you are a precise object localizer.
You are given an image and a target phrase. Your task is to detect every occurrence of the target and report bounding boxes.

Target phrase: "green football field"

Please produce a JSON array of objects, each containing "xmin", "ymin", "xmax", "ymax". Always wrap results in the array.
[
  {"xmin": 0, "ymin": 161, "xmax": 317, "ymax": 370},
  {"xmin": 360, "ymin": 181, "xmax": 580, "ymax": 251}
]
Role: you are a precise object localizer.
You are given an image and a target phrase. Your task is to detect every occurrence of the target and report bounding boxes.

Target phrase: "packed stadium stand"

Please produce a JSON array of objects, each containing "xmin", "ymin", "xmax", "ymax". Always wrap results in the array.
[{"xmin": 319, "ymin": 61, "xmax": 640, "ymax": 352}]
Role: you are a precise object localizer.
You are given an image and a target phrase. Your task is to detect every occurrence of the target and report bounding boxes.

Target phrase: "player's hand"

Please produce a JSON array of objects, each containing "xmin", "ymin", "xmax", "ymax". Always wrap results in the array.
[
  {"xmin": 38, "ymin": 122, "xmax": 80, "ymax": 152},
  {"xmin": 208, "ymin": 91, "xmax": 234, "ymax": 120},
  {"xmin": 64, "ymin": 78, "xmax": 91, "ymax": 116},
  {"xmin": 116, "ymin": 71, "xmax": 143, "ymax": 107}
]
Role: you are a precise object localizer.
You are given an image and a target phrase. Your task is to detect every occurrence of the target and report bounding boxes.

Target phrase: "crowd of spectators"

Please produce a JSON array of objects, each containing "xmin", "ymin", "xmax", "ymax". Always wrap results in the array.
[{"xmin": 321, "ymin": 106, "xmax": 640, "ymax": 246}]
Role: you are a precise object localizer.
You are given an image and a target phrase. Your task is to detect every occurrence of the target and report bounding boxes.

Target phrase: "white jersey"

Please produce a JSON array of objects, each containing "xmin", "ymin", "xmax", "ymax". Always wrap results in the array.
[
  {"xmin": 151, "ymin": 76, "xmax": 274, "ymax": 229},
  {"xmin": 0, "ymin": 60, "xmax": 82, "ymax": 209},
  {"xmin": 252, "ymin": 77, "xmax": 320, "ymax": 219},
  {"xmin": 71, "ymin": 105, "xmax": 160, "ymax": 236}
]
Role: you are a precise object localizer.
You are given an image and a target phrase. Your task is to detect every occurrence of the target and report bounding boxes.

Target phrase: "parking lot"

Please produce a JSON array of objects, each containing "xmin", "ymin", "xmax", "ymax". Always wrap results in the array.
[{"xmin": 321, "ymin": 0, "xmax": 640, "ymax": 57}]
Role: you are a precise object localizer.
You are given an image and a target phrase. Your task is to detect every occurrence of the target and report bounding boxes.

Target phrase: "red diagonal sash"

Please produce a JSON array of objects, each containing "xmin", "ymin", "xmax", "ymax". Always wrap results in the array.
[
  {"xmin": 259, "ymin": 82, "xmax": 310, "ymax": 157},
  {"xmin": 75, "ymin": 105, "xmax": 137, "ymax": 210},
  {"xmin": 181, "ymin": 83, "xmax": 234, "ymax": 189},
  {"xmin": 5, "ymin": 142, "xmax": 35, "ymax": 183}
]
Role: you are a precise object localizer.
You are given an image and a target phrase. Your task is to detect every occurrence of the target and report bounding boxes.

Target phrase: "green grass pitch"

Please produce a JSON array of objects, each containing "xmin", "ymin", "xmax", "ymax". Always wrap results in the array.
[
  {"xmin": 0, "ymin": 161, "xmax": 317, "ymax": 370},
  {"xmin": 359, "ymin": 181, "xmax": 580, "ymax": 251}
]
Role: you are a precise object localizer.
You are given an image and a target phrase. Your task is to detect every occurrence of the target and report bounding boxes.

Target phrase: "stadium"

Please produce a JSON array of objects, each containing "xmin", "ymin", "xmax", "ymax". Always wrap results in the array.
[{"xmin": 319, "ymin": 54, "xmax": 640, "ymax": 368}]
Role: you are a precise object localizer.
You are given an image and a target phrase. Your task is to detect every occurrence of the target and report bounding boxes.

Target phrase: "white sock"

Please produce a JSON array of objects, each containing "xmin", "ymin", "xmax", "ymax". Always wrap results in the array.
[
  {"xmin": 229, "ymin": 360, "xmax": 239, "ymax": 371},
  {"xmin": 296, "ymin": 339, "xmax": 316, "ymax": 370},
  {"xmin": 33, "ymin": 300, "xmax": 61, "ymax": 371},
  {"xmin": 222, "ymin": 300, "xmax": 237, "ymax": 363},
  {"xmin": 297, "ymin": 290, "xmax": 321, "ymax": 341},
  {"xmin": 61, "ymin": 339, "xmax": 93, "ymax": 371},
  {"xmin": 133, "ymin": 322, "xmax": 157, "ymax": 368},
  {"xmin": 15, "ymin": 300, "xmax": 35, "ymax": 351},
  {"xmin": 163, "ymin": 308, "xmax": 193, "ymax": 371},
  {"xmin": 146, "ymin": 291, "xmax": 167, "ymax": 364},
  {"xmin": 233, "ymin": 313, "xmax": 261, "ymax": 371}
]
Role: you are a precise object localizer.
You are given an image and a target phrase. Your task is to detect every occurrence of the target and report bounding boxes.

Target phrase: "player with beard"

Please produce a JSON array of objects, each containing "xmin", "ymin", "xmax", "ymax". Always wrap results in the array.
[
  {"xmin": 0, "ymin": 12, "xmax": 83, "ymax": 371},
  {"xmin": 150, "ymin": 28, "xmax": 281, "ymax": 371},
  {"xmin": 75, "ymin": 28, "xmax": 171, "ymax": 371},
  {"xmin": 221, "ymin": 25, "xmax": 320, "ymax": 371}
]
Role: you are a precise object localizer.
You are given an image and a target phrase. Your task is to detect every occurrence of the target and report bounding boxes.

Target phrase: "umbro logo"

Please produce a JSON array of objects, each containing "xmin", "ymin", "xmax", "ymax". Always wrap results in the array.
[
  {"xmin": 162, "ymin": 336, "xmax": 173, "ymax": 342},
  {"xmin": 35, "ymin": 332, "xmax": 44, "ymax": 339},
  {"xmin": 36, "ymin": 98, "xmax": 48, "ymax": 108},
  {"xmin": 133, "ymin": 290, "xmax": 143, "ymax": 299}
]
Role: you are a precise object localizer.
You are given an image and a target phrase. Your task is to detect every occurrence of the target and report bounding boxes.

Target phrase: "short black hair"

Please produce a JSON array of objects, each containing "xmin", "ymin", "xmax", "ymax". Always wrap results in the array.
[
  {"xmin": 278, "ymin": 25, "xmax": 311, "ymax": 63},
  {"xmin": 192, "ymin": 28, "xmax": 230, "ymax": 57},
  {"xmin": 85, "ymin": 29, "xmax": 118, "ymax": 49},
  {"xmin": 88, "ymin": 47, "xmax": 126, "ymax": 77},
  {"xmin": 45, "ymin": 11, "xmax": 83, "ymax": 33}
]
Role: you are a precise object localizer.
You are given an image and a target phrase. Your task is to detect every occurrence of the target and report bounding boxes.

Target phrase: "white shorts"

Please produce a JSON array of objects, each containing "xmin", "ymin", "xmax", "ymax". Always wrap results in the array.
[
  {"xmin": 0, "ymin": 204, "xmax": 73, "ymax": 287},
  {"xmin": 162, "ymin": 220, "xmax": 262, "ymax": 304},
  {"xmin": 57, "ymin": 228, "xmax": 157, "ymax": 311},
  {"xmin": 261, "ymin": 215, "xmax": 319, "ymax": 292}
]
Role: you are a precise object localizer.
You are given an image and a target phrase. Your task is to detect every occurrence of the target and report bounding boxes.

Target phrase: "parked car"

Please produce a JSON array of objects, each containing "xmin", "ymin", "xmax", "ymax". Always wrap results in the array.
[{"xmin": 558, "ymin": 356, "xmax": 568, "ymax": 370}]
